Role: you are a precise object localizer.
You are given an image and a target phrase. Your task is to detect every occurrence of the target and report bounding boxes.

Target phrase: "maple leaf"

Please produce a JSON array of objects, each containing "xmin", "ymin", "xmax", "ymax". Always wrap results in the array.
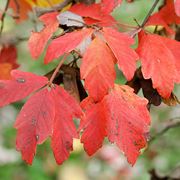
[
  {"xmin": 103, "ymin": 85, "xmax": 150, "ymax": 165},
  {"xmin": 175, "ymin": 0, "xmax": 180, "ymax": 16},
  {"xmin": 44, "ymin": 28, "xmax": 93, "ymax": 64},
  {"xmin": 0, "ymin": 46, "xmax": 19, "ymax": 80},
  {"xmin": 0, "ymin": 70, "xmax": 48, "ymax": 107},
  {"xmin": 102, "ymin": 27, "xmax": 139, "ymax": 80},
  {"xmin": 14, "ymin": 88, "xmax": 55, "ymax": 164},
  {"xmin": 28, "ymin": 12, "xmax": 59, "ymax": 59},
  {"xmin": 80, "ymin": 37, "xmax": 116, "ymax": 101},
  {"xmin": 136, "ymin": 32, "xmax": 180, "ymax": 98},
  {"xmin": 80, "ymin": 85, "xmax": 150, "ymax": 165},
  {"xmin": 51, "ymin": 85, "xmax": 83, "ymax": 165}
]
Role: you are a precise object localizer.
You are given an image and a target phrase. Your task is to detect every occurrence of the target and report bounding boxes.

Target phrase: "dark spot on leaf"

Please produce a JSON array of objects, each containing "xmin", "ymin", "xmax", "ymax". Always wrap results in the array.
[
  {"xmin": 36, "ymin": 135, "xmax": 39, "ymax": 142},
  {"xmin": 31, "ymin": 118, "xmax": 37, "ymax": 126},
  {"xmin": 16, "ymin": 78, "xmax": 26, "ymax": 83},
  {"xmin": 65, "ymin": 141, "xmax": 72, "ymax": 151}
]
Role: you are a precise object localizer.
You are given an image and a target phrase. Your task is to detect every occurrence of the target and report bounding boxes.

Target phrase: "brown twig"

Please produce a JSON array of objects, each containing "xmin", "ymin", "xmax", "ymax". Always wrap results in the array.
[
  {"xmin": 149, "ymin": 117, "xmax": 180, "ymax": 143},
  {"xmin": 0, "ymin": 0, "xmax": 10, "ymax": 35},
  {"xmin": 49, "ymin": 54, "xmax": 68, "ymax": 85},
  {"xmin": 129, "ymin": 0, "xmax": 160, "ymax": 37}
]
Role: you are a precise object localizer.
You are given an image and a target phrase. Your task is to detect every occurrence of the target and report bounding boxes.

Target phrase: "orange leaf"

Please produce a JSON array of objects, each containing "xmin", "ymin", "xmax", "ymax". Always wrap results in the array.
[
  {"xmin": 80, "ymin": 37, "xmax": 116, "ymax": 101},
  {"xmin": 102, "ymin": 28, "xmax": 138, "ymax": 80}
]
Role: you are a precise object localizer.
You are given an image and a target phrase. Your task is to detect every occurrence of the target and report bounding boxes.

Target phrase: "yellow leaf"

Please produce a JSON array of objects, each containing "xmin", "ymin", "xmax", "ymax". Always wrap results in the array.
[{"xmin": 26, "ymin": 0, "xmax": 66, "ymax": 7}]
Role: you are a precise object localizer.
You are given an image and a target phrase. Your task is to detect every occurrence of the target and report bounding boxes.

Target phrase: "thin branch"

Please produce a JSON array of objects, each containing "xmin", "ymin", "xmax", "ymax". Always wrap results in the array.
[
  {"xmin": 140, "ymin": 0, "xmax": 160, "ymax": 28},
  {"xmin": 149, "ymin": 117, "xmax": 180, "ymax": 143},
  {"xmin": 34, "ymin": 0, "xmax": 73, "ymax": 17},
  {"xmin": 49, "ymin": 54, "xmax": 68, "ymax": 85},
  {"xmin": 129, "ymin": 0, "xmax": 160, "ymax": 37},
  {"xmin": 0, "ymin": 0, "xmax": 10, "ymax": 35}
]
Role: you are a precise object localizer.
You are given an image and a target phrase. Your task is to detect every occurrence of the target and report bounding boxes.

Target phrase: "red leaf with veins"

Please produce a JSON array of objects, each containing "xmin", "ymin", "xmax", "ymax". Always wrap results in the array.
[
  {"xmin": 101, "ymin": 0, "xmax": 122, "ymax": 14},
  {"xmin": 28, "ymin": 12, "xmax": 59, "ymax": 59},
  {"xmin": 81, "ymin": 37, "xmax": 116, "ymax": 101},
  {"xmin": 51, "ymin": 86, "xmax": 83, "ymax": 165},
  {"xmin": 45, "ymin": 28, "xmax": 93, "ymax": 64},
  {"xmin": 80, "ymin": 85, "xmax": 150, "ymax": 165},
  {"xmin": 102, "ymin": 28, "xmax": 138, "ymax": 80},
  {"xmin": 0, "ymin": 70, "xmax": 48, "ymax": 107},
  {"xmin": 14, "ymin": 88, "xmax": 55, "ymax": 164},
  {"xmin": 103, "ymin": 85, "xmax": 150, "ymax": 165},
  {"xmin": 137, "ymin": 32, "xmax": 180, "ymax": 98},
  {"xmin": 80, "ymin": 97, "xmax": 107, "ymax": 155}
]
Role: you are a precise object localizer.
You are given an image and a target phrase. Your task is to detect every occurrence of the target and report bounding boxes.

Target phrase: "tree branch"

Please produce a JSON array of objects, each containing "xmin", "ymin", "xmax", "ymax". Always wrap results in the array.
[
  {"xmin": 129, "ymin": 0, "xmax": 160, "ymax": 37},
  {"xmin": 49, "ymin": 54, "xmax": 68, "ymax": 85},
  {"xmin": 149, "ymin": 117, "xmax": 180, "ymax": 143},
  {"xmin": 0, "ymin": 0, "xmax": 10, "ymax": 35}
]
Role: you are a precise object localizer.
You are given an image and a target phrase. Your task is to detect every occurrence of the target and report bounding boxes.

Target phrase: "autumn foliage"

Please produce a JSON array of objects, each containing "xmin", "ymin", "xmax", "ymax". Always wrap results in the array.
[{"xmin": 0, "ymin": 0, "xmax": 180, "ymax": 166}]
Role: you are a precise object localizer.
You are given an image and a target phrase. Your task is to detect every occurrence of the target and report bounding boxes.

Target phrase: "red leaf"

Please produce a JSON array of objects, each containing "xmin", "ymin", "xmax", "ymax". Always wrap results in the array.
[
  {"xmin": 51, "ymin": 85, "xmax": 83, "ymax": 165},
  {"xmin": 101, "ymin": 0, "xmax": 122, "ymax": 14},
  {"xmin": 103, "ymin": 85, "xmax": 150, "ymax": 165},
  {"xmin": 160, "ymin": 0, "xmax": 180, "ymax": 24},
  {"xmin": 137, "ymin": 32, "xmax": 180, "ymax": 98},
  {"xmin": 0, "ymin": 46, "xmax": 18, "ymax": 68},
  {"xmin": 45, "ymin": 28, "xmax": 93, "ymax": 64},
  {"xmin": 69, "ymin": 3, "xmax": 102, "ymax": 20},
  {"xmin": 102, "ymin": 28, "xmax": 138, "ymax": 80},
  {"xmin": 146, "ymin": 0, "xmax": 180, "ymax": 33},
  {"xmin": 146, "ymin": 13, "xmax": 174, "ymax": 34},
  {"xmin": 0, "ymin": 70, "xmax": 48, "ymax": 107},
  {"xmin": 69, "ymin": 3, "xmax": 117, "ymax": 27},
  {"xmin": 14, "ymin": 88, "xmax": 55, "ymax": 164},
  {"xmin": 175, "ymin": 0, "xmax": 180, "ymax": 16},
  {"xmin": 28, "ymin": 12, "xmax": 59, "ymax": 59},
  {"xmin": 80, "ymin": 85, "xmax": 150, "ymax": 165},
  {"xmin": 80, "ymin": 97, "xmax": 107, "ymax": 155},
  {"xmin": 80, "ymin": 37, "xmax": 116, "ymax": 101}
]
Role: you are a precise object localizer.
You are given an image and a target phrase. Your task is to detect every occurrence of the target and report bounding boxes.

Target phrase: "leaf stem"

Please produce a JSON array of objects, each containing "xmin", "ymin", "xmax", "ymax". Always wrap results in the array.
[
  {"xmin": 149, "ymin": 117, "xmax": 180, "ymax": 143},
  {"xmin": 49, "ymin": 54, "xmax": 68, "ymax": 85},
  {"xmin": 0, "ymin": 0, "xmax": 10, "ymax": 35}
]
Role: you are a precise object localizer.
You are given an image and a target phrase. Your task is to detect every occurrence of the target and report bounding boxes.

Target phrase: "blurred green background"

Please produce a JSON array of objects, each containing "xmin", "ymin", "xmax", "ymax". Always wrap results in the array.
[{"xmin": 0, "ymin": 0, "xmax": 180, "ymax": 180}]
